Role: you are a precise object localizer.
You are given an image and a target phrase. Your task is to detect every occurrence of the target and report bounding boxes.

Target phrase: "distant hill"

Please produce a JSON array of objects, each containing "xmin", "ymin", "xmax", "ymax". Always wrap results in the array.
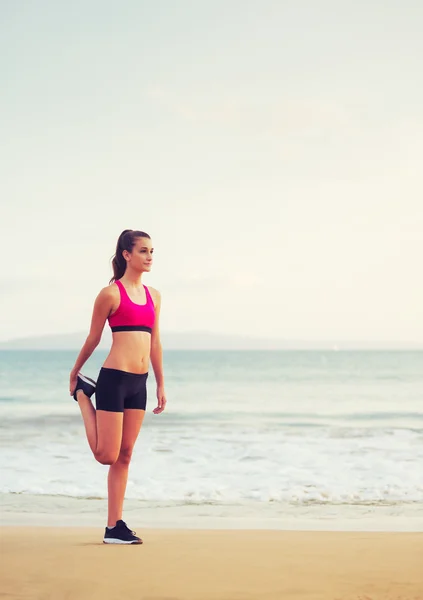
[{"xmin": 0, "ymin": 331, "xmax": 421, "ymax": 350}]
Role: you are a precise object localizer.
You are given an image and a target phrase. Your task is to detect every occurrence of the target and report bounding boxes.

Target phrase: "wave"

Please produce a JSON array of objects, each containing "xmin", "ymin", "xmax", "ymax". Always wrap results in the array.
[
  {"xmin": 1, "ymin": 410, "xmax": 422, "ymax": 435},
  {"xmin": 2, "ymin": 488, "xmax": 423, "ymax": 507}
]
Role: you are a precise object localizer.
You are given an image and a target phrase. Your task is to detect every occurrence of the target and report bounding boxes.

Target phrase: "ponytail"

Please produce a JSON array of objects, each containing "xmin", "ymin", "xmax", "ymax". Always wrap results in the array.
[{"xmin": 109, "ymin": 229, "xmax": 151, "ymax": 284}]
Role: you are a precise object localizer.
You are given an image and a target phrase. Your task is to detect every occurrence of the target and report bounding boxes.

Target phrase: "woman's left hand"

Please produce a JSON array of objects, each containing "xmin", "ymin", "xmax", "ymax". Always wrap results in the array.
[{"xmin": 153, "ymin": 385, "xmax": 167, "ymax": 414}]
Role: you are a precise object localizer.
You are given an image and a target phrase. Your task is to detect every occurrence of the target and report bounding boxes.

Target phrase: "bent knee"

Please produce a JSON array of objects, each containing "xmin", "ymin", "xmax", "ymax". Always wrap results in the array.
[
  {"xmin": 117, "ymin": 446, "xmax": 133, "ymax": 465},
  {"xmin": 95, "ymin": 450, "xmax": 119, "ymax": 465}
]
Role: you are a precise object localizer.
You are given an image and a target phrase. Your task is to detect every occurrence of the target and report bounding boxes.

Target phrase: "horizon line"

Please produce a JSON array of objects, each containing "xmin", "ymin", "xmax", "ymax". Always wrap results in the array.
[{"xmin": 0, "ymin": 329, "xmax": 422, "ymax": 348}]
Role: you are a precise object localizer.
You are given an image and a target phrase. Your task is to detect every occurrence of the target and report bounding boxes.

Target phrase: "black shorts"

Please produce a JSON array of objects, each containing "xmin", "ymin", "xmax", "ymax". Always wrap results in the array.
[{"xmin": 95, "ymin": 368, "xmax": 148, "ymax": 412}]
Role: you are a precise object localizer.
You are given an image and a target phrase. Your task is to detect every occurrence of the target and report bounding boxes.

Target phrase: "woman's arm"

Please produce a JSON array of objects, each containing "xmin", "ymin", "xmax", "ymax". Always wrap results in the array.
[
  {"xmin": 150, "ymin": 289, "xmax": 164, "ymax": 386},
  {"xmin": 150, "ymin": 288, "xmax": 167, "ymax": 413},
  {"xmin": 70, "ymin": 287, "xmax": 114, "ymax": 389}
]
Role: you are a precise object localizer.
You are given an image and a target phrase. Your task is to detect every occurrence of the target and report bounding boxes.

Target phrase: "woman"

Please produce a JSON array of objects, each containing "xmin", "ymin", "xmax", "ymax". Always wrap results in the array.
[{"xmin": 69, "ymin": 229, "xmax": 166, "ymax": 544}]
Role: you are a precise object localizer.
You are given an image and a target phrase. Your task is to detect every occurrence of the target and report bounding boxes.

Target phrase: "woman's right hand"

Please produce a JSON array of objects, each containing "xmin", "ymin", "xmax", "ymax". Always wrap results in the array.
[{"xmin": 69, "ymin": 370, "xmax": 78, "ymax": 397}]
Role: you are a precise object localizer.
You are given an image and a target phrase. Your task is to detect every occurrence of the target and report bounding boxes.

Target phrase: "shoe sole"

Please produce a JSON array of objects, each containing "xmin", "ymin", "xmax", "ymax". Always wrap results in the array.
[
  {"xmin": 79, "ymin": 373, "xmax": 97, "ymax": 387},
  {"xmin": 73, "ymin": 373, "xmax": 96, "ymax": 401},
  {"xmin": 103, "ymin": 538, "xmax": 143, "ymax": 545}
]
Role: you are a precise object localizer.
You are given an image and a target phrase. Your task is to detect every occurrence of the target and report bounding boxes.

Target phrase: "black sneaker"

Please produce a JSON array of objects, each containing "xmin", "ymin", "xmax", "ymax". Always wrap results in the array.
[
  {"xmin": 103, "ymin": 520, "xmax": 143, "ymax": 545},
  {"xmin": 73, "ymin": 373, "xmax": 96, "ymax": 401}
]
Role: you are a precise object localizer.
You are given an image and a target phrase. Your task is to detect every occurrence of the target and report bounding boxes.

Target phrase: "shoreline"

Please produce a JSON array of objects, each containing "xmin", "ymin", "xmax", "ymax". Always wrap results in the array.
[
  {"xmin": 1, "ymin": 493, "xmax": 423, "ymax": 532},
  {"xmin": 3, "ymin": 516, "xmax": 421, "ymax": 532}
]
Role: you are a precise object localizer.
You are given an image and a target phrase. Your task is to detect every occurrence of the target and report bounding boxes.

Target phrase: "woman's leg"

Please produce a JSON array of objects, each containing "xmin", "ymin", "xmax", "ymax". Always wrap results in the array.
[
  {"xmin": 76, "ymin": 391, "xmax": 123, "ymax": 464},
  {"xmin": 76, "ymin": 391, "xmax": 97, "ymax": 454},
  {"xmin": 107, "ymin": 408, "xmax": 145, "ymax": 527}
]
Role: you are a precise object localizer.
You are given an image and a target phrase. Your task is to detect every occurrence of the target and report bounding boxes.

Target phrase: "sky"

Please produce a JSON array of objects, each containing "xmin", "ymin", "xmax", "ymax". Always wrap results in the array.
[{"xmin": 1, "ymin": 0, "xmax": 422, "ymax": 343}]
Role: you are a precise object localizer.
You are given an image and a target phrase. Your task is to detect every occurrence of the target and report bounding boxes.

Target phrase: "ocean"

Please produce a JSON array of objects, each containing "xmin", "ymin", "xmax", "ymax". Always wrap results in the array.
[{"xmin": 1, "ymin": 349, "xmax": 422, "ymax": 530}]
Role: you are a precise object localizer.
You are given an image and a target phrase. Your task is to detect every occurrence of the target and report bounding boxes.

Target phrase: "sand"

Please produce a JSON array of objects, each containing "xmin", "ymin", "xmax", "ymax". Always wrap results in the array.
[{"xmin": 1, "ymin": 528, "xmax": 422, "ymax": 600}]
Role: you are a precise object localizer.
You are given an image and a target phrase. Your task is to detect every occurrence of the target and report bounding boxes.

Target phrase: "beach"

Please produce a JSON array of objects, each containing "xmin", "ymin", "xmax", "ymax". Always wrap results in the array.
[
  {"xmin": 3, "ymin": 0, "xmax": 423, "ymax": 594},
  {"xmin": 1, "ymin": 350, "xmax": 422, "ymax": 598},
  {"xmin": 1, "ymin": 528, "xmax": 422, "ymax": 600}
]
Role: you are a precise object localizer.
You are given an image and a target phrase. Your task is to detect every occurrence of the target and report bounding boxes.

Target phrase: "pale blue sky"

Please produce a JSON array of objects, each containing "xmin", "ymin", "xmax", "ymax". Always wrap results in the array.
[{"xmin": 1, "ymin": 0, "xmax": 422, "ymax": 342}]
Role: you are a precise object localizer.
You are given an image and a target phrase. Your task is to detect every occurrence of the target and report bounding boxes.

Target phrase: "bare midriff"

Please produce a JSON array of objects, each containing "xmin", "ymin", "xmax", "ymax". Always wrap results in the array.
[{"xmin": 102, "ymin": 331, "xmax": 151, "ymax": 374}]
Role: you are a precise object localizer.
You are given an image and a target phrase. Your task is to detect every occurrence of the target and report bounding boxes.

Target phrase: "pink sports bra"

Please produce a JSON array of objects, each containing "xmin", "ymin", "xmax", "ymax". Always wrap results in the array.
[{"xmin": 108, "ymin": 280, "xmax": 155, "ymax": 333}]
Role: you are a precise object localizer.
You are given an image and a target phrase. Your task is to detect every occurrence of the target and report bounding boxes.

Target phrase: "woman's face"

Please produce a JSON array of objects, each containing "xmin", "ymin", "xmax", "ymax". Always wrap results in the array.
[{"xmin": 126, "ymin": 237, "xmax": 154, "ymax": 272}]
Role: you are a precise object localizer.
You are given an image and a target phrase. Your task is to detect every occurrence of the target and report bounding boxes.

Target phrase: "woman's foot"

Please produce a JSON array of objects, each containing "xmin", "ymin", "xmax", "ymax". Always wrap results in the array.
[
  {"xmin": 103, "ymin": 520, "xmax": 143, "ymax": 544},
  {"xmin": 73, "ymin": 373, "xmax": 96, "ymax": 401}
]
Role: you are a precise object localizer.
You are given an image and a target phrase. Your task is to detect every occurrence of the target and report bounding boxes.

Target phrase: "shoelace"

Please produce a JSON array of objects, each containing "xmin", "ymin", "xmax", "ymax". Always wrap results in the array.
[{"xmin": 120, "ymin": 521, "xmax": 137, "ymax": 536}]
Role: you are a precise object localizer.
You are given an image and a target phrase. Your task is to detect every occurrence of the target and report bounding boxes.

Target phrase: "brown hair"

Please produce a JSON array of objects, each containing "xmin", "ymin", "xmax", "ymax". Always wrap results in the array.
[{"xmin": 109, "ymin": 229, "xmax": 151, "ymax": 283}]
